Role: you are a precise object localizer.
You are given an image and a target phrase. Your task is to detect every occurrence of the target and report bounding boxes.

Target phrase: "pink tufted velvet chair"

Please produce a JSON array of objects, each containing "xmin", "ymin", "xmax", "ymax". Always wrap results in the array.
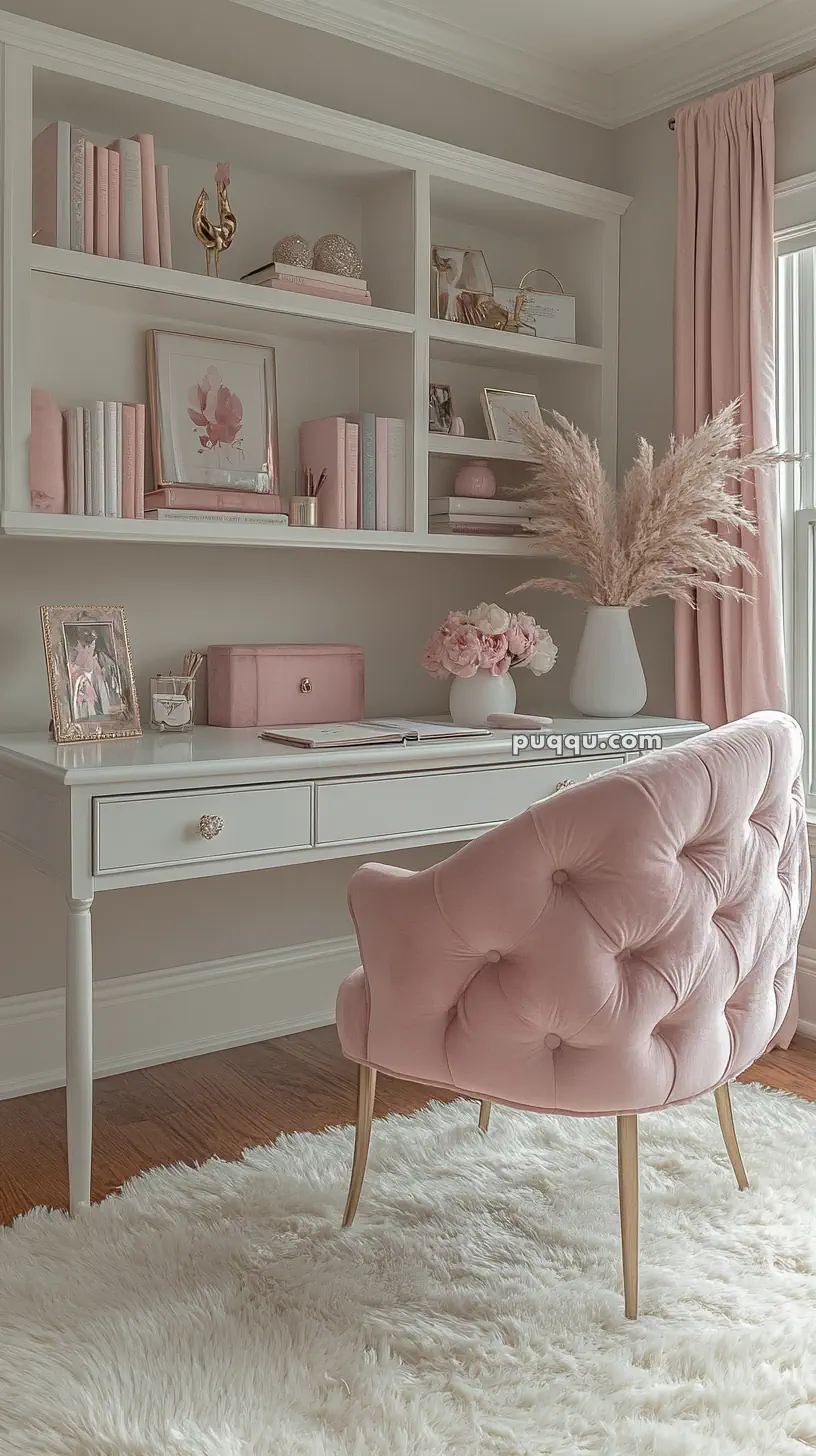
[{"xmin": 336, "ymin": 712, "xmax": 810, "ymax": 1319}]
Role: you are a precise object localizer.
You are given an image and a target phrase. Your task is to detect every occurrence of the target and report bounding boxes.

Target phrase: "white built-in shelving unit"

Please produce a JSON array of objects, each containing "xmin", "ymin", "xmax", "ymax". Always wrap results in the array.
[{"xmin": 0, "ymin": 10, "xmax": 631, "ymax": 556}]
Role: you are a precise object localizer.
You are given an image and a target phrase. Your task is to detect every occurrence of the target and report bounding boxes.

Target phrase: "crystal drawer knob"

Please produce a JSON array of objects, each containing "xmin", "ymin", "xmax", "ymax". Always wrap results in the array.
[
  {"xmin": 553, "ymin": 779, "xmax": 577, "ymax": 792},
  {"xmin": 199, "ymin": 814, "xmax": 224, "ymax": 840}
]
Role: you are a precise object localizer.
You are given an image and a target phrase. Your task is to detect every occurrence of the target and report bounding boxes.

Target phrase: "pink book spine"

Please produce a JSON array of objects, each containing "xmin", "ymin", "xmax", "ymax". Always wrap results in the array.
[
  {"xmin": 84, "ymin": 141, "xmax": 95, "ymax": 254},
  {"xmin": 132, "ymin": 134, "xmax": 160, "ymax": 266},
  {"xmin": 107, "ymin": 148, "xmax": 120, "ymax": 260},
  {"xmin": 344, "ymin": 422, "xmax": 359, "ymax": 532},
  {"xmin": 144, "ymin": 487, "xmax": 284, "ymax": 512},
  {"xmin": 155, "ymin": 163, "xmax": 172, "ymax": 268},
  {"xmin": 374, "ymin": 417, "xmax": 388, "ymax": 530},
  {"xmin": 94, "ymin": 147, "xmax": 109, "ymax": 257},
  {"xmin": 300, "ymin": 418, "xmax": 345, "ymax": 529},
  {"xmin": 133, "ymin": 402, "xmax": 146, "ymax": 517},
  {"xmin": 258, "ymin": 278, "xmax": 372, "ymax": 305},
  {"xmin": 121, "ymin": 404, "xmax": 136, "ymax": 517},
  {"xmin": 32, "ymin": 122, "xmax": 63, "ymax": 249}
]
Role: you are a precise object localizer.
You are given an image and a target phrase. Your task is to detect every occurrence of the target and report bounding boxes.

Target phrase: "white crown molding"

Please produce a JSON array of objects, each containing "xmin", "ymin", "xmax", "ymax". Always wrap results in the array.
[
  {"xmin": 230, "ymin": 0, "xmax": 816, "ymax": 130},
  {"xmin": 0, "ymin": 7, "xmax": 629, "ymax": 217},
  {"xmin": 607, "ymin": 0, "xmax": 816, "ymax": 126},
  {"xmin": 230, "ymin": 0, "xmax": 612, "ymax": 126}
]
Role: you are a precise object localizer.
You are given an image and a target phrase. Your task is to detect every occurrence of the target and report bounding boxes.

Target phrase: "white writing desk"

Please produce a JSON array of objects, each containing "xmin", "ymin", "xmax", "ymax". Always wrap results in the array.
[{"xmin": 0, "ymin": 715, "xmax": 705, "ymax": 1211}]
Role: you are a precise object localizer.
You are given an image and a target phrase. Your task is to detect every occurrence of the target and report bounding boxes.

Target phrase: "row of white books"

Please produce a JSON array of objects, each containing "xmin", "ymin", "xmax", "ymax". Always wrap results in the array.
[
  {"xmin": 429, "ymin": 496, "xmax": 532, "ymax": 536},
  {"xmin": 64, "ymin": 402, "xmax": 146, "ymax": 517},
  {"xmin": 33, "ymin": 121, "xmax": 172, "ymax": 266}
]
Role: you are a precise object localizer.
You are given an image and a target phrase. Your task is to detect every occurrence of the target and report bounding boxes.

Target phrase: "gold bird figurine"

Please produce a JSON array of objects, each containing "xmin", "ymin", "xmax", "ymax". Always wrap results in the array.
[{"xmin": 192, "ymin": 161, "xmax": 236, "ymax": 277}]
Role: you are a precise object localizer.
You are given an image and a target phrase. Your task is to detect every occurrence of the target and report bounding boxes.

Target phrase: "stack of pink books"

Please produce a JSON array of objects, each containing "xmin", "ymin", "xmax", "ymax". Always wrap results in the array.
[
  {"xmin": 241, "ymin": 261, "xmax": 372, "ymax": 306},
  {"xmin": 144, "ymin": 488, "xmax": 286, "ymax": 525},
  {"xmin": 299, "ymin": 415, "xmax": 406, "ymax": 531},
  {"xmin": 62, "ymin": 402, "xmax": 146, "ymax": 518},
  {"xmin": 32, "ymin": 122, "xmax": 172, "ymax": 267}
]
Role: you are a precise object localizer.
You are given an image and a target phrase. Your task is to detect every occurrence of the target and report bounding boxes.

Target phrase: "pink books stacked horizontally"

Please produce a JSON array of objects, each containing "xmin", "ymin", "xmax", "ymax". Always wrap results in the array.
[
  {"xmin": 299, "ymin": 416, "xmax": 406, "ymax": 531},
  {"xmin": 242, "ymin": 261, "xmax": 372, "ymax": 306},
  {"xmin": 32, "ymin": 122, "xmax": 172, "ymax": 267},
  {"xmin": 144, "ymin": 487, "xmax": 286, "ymax": 526},
  {"xmin": 62, "ymin": 401, "xmax": 146, "ymax": 517}
]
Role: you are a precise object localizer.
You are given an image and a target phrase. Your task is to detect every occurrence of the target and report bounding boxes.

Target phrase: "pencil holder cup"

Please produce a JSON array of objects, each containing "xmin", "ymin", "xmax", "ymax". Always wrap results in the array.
[
  {"xmin": 289, "ymin": 496, "xmax": 318, "ymax": 527},
  {"xmin": 150, "ymin": 675, "xmax": 195, "ymax": 732}
]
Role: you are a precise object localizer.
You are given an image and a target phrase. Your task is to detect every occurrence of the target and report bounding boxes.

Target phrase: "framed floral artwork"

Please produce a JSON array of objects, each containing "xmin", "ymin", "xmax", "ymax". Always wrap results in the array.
[
  {"xmin": 41, "ymin": 605, "xmax": 141, "ymax": 744},
  {"xmin": 147, "ymin": 330, "xmax": 279, "ymax": 493}
]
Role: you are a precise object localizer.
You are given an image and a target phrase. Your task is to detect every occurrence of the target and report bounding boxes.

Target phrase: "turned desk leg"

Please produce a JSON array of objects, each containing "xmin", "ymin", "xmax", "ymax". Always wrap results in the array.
[{"xmin": 66, "ymin": 895, "xmax": 93, "ymax": 1214}]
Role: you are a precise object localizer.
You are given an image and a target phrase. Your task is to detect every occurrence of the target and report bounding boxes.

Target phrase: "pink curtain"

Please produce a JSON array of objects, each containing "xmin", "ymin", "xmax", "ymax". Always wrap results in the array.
[
  {"xmin": 674, "ymin": 74, "xmax": 785, "ymax": 728},
  {"xmin": 674, "ymin": 76, "xmax": 797, "ymax": 1049}
]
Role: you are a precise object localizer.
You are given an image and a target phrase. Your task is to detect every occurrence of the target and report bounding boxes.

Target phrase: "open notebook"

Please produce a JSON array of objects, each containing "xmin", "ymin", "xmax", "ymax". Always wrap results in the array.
[{"xmin": 258, "ymin": 717, "xmax": 491, "ymax": 749}]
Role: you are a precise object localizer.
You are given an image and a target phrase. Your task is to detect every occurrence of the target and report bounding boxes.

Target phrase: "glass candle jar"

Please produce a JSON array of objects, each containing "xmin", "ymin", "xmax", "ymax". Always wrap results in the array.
[{"xmin": 150, "ymin": 674, "xmax": 195, "ymax": 732}]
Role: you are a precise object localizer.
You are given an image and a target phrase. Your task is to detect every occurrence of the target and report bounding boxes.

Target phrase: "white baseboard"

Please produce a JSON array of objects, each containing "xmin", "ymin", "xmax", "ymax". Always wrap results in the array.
[
  {"xmin": 0, "ymin": 935, "xmax": 359, "ymax": 1101},
  {"xmin": 2, "ymin": 936, "xmax": 814, "ymax": 1102},
  {"xmin": 796, "ymin": 946, "xmax": 816, "ymax": 1042}
]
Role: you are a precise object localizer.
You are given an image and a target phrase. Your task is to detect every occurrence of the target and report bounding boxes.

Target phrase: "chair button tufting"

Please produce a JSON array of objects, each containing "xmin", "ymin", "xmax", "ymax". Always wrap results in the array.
[
  {"xmin": 485, "ymin": 950, "xmax": 501, "ymax": 963},
  {"xmin": 552, "ymin": 869, "xmax": 568, "ymax": 885},
  {"xmin": 544, "ymin": 1033, "xmax": 562, "ymax": 1050}
]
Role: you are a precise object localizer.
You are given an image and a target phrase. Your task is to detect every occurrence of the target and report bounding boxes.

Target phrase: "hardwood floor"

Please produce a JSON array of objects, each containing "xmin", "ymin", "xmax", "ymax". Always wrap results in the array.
[{"xmin": 0, "ymin": 1027, "xmax": 814, "ymax": 1224}]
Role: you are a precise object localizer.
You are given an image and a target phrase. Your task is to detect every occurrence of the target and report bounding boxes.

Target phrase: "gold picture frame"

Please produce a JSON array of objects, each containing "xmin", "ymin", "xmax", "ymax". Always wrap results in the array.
[
  {"xmin": 41, "ymin": 605, "xmax": 142, "ymax": 744},
  {"xmin": 481, "ymin": 388, "xmax": 543, "ymax": 444}
]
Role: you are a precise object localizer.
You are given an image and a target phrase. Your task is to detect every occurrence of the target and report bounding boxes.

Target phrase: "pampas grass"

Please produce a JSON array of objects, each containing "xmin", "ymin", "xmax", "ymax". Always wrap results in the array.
[{"xmin": 510, "ymin": 402, "xmax": 786, "ymax": 607}]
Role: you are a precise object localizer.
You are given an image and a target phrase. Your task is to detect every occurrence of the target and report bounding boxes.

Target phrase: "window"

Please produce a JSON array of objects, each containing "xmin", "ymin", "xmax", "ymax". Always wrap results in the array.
[{"xmin": 776, "ymin": 179, "xmax": 816, "ymax": 810}]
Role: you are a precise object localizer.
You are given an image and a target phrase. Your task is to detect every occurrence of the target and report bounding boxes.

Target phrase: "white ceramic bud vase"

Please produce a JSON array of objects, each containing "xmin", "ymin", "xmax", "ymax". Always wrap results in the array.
[
  {"xmin": 449, "ymin": 670, "xmax": 516, "ymax": 727},
  {"xmin": 569, "ymin": 606, "xmax": 647, "ymax": 717}
]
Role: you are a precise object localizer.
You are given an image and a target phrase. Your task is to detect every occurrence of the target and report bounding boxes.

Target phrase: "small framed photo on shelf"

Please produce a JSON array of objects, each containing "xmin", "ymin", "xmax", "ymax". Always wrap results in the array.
[
  {"xmin": 429, "ymin": 382, "xmax": 454, "ymax": 434},
  {"xmin": 147, "ymin": 330, "xmax": 279, "ymax": 493},
  {"xmin": 481, "ymin": 388, "xmax": 543, "ymax": 444},
  {"xmin": 41, "ymin": 605, "xmax": 141, "ymax": 744}
]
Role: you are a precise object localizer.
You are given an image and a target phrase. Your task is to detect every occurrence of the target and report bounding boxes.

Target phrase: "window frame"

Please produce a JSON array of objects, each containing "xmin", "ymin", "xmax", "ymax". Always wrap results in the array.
[{"xmin": 775, "ymin": 172, "xmax": 816, "ymax": 813}]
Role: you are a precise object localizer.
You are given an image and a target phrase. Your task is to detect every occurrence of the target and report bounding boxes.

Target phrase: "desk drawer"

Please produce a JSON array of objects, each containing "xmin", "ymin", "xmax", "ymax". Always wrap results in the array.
[
  {"xmin": 315, "ymin": 757, "xmax": 620, "ymax": 848},
  {"xmin": 94, "ymin": 782, "xmax": 312, "ymax": 873}
]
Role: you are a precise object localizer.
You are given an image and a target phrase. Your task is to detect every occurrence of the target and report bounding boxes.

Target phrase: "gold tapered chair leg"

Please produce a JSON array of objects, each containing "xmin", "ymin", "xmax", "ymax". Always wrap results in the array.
[
  {"xmin": 617, "ymin": 1114, "xmax": 639, "ymax": 1321},
  {"xmin": 478, "ymin": 1100, "xmax": 491, "ymax": 1133},
  {"xmin": 714, "ymin": 1082, "xmax": 749, "ymax": 1190},
  {"xmin": 342, "ymin": 1064, "xmax": 377, "ymax": 1227}
]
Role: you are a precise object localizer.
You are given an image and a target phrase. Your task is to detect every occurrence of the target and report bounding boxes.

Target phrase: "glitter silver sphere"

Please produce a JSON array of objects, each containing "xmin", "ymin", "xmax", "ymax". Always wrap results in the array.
[
  {"xmin": 312, "ymin": 234, "xmax": 364, "ymax": 279},
  {"xmin": 272, "ymin": 234, "xmax": 313, "ymax": 268}
]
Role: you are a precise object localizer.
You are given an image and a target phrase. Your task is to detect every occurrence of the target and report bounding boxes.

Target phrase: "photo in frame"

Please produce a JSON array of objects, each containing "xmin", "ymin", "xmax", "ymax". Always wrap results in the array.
[
  {"xmin": 147, "ymin": 330, "xmax": 279, "ymax": 493},
  {"xmin": 481, "ymin": 388, "xmax": 544, "ymax": 444},
  {"xmin": 429, "ymin": 382, "xmax": 454, "ymax": 435},
  {"xmin": 41, "ymin": 605, "xmax": 141, "ymax": 743}
]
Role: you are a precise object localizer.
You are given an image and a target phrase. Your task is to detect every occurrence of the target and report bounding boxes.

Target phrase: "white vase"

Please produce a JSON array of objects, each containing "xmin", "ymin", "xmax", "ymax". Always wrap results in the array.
[
  {"xmin": 569, "ymin": 606, "xmax": 647, "ymax": 717},
  {"xmin": 449, "ymin": 670, "xmax": 517, "ymax": 727}
]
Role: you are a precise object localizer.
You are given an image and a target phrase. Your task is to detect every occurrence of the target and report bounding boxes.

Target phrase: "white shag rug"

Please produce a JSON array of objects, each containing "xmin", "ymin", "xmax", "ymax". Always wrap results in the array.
[{"xmin": 2, "ymin": 1084, "xmax": 816, "ymax": 1455}]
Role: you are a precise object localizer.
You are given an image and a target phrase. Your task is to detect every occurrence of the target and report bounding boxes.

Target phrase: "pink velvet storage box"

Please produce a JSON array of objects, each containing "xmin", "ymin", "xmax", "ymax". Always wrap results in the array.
[{"xmin": 207, "ymin": 644, "xmax": 365, "ymax": 727}]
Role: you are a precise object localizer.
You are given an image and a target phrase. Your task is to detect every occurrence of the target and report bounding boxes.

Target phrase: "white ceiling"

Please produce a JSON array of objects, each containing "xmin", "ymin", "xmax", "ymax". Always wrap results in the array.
[{"xmin": 232, "ymin": 0, "xmax": 816, "ymax": 126}]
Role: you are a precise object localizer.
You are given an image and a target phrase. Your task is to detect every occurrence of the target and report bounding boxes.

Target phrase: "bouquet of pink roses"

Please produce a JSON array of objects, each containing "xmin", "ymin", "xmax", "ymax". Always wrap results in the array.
[{"xmin": 423, "ymin": 602, "xmax": 557, "ymax": 679}]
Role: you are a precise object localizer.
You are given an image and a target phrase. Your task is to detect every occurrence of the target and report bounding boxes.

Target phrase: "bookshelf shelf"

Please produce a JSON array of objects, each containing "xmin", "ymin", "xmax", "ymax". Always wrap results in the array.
[
  {"xmin": 31, "ymin": 246, "xmax": 416, "ymax": 345},
  {"xmin": 428, "ymin": 319, "xmax": 604, "ymax": 369},
  {"xmin": 427, "ymin": 435, "xmax": 530, "ymax": 461},
  {"xmin": 2, "ymin": 12, "xmax": 630, "ymax": 550},
  {"xmin": 0, "ymin": 510, "xmax": 542, "ymax": 555}
]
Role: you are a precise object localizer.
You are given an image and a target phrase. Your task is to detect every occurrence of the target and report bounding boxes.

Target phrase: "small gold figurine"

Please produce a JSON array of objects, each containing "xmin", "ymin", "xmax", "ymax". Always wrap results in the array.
[{"xmin": 192, "ymin": 162, "xmax": 236, "ymax": 277}]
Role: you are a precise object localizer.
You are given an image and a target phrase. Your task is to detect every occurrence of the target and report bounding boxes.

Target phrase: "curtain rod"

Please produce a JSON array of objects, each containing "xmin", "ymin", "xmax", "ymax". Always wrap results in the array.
[{"xmin": 667, "ymin": 54, "xmax": 816, "ymax": 128}]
